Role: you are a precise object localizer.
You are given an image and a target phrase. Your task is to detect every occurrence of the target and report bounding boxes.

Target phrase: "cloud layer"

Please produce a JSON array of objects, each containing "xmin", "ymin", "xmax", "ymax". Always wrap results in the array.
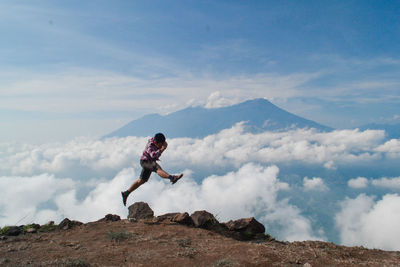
[
  {"xmin": 0, "ymin": 123, "xmax": 393, "ymax": 179},
  {"xmin": 1, "ymin": 125, "xmax": 400, "ymax": 249}
]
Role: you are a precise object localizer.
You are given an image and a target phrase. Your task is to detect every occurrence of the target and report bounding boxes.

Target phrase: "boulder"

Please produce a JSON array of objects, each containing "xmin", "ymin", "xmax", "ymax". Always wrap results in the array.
[
  {"xmin": 224, "ymin": 217, "xmax": 265, "ymax": 238},
  {"xmin": 172, "ymin": 212, "xmax": 194, "ymax": 226},
  {"xmin": 128, "ymin": 202, "xmax": 154, "ymax": 220},
  {"xmin": 190, "ymin": 210, "xmax": 219, "ymax": 229},
  {"xmin": 4, "ymin": 226, "xmax": 22, "ymax": 236},
  {"xmin": 58, "ymin": 218, "xmax": 83, "ymax": 230}
]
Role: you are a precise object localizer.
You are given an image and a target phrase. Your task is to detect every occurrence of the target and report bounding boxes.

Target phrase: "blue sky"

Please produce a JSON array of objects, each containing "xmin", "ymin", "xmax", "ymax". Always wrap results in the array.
[{"xmin": 1, "ymin": 0, "xmax": 399, "ymax": 143}]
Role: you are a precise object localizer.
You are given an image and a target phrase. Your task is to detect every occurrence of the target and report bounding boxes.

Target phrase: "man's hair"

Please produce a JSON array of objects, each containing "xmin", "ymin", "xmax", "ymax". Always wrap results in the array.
[{"xmin": 154, "ymin": 133, "xmax": 166, "ymax": 144}]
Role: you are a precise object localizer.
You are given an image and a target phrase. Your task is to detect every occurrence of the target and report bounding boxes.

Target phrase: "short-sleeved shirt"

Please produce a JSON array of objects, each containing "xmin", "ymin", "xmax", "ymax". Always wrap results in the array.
[{"xmin": 141, "ymin": 137, "xmax": 162, "ymax": 161}]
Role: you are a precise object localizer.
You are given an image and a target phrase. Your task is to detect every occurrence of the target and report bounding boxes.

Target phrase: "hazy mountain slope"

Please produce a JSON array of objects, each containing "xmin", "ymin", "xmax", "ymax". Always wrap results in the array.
[{"xmin": 104, "ymin": 98, "xmax": 332, "ymax": 138}]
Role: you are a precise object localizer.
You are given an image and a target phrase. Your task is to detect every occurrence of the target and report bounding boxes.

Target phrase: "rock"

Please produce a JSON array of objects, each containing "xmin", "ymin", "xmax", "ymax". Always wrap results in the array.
[
  {"xmin": 156, "ymin": 213, "xmax": 180, "ymax": 222},
  {"xmin": 58, "ymin": 218, "xmax": 83, "ymax": 230},
  {"xmin": 190, "ymin": 210, "xmax": 219, "ymax": 229},
  {"xmin": 24, "ymin": 224, "xmax": 40, "ymax": 233},
  {"xmin": 99, "ymin": 214, "xmax": 121, "ymax": 222},
  {"xmin": 172, "ymin": 212, "xmax": 194, "ymax": 226},
  {"xmin": 224, "ymin": 217, "xmax": 265, "ymax": 235},
  {"xmin": 128, "ymin": 202, "xmax": 154, "ymax": 220},
  {"xmin": 303, "ymin": 263, "xmax": 312, "ymax": 267},
  {"xmin": 5, "ymin": 226, "xmax": 22, "ymax": 236},
  {"xmin": 26, "ymin": 228, "xmax": 37, "ymax": 233}
]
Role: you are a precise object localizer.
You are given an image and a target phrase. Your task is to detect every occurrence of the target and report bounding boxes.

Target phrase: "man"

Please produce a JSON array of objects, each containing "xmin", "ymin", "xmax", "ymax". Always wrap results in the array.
[{"xmin": 121, "ymin": 133, "xmax": 183, "ymax": 206}]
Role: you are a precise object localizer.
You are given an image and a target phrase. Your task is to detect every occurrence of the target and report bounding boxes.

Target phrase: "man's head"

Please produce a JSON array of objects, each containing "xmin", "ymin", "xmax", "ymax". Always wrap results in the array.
[{"xmin": 154, "ymin": 133, "xmax": 166, "ymax": 145}]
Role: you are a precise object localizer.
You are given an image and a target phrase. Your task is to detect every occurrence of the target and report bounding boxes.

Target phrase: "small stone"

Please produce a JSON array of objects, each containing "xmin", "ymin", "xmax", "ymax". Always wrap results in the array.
[
  {"xmin": 128, "ymin": 218, "xmax": 138, "ymax": 223},
  {"xmin": 26, "ymin": 228, "xmax": 37, "ymax": 233}
]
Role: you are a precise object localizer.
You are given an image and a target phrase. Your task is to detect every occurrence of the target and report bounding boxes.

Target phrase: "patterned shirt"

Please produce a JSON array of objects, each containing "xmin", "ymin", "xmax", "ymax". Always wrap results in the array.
[{"xmin": 141, "ymin": 137, "xmax": 163, "ymax": 161}]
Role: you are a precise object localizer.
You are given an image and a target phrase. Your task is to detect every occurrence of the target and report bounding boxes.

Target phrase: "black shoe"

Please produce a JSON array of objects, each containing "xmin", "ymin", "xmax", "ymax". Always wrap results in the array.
[
  {"xmin": 170, "ymin": 174, "xmax": 183, "ymax": 184},
  {"xmin": 121, "ymin": 191, "xmax": 128, "ymax": 206}
]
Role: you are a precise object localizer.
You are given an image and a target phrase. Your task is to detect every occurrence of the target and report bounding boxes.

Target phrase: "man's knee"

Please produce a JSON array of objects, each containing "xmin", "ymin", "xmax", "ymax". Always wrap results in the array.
[{"xmin": 139, "ymin": 178, "xmax": 148, "ymax": 184}]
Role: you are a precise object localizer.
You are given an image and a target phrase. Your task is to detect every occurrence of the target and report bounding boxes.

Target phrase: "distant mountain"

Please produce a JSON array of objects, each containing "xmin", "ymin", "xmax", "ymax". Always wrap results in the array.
[
  {"xmin": 104, "ymin": 98, "xmax": 333, "ymax": 139},
  {"xmin": 359, "ymin": 123, "xmax": 400, "ymax": 140}
]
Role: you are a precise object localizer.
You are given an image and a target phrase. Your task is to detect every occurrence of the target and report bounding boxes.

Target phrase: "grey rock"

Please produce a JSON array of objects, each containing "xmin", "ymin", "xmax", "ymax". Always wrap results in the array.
[
  {"xmin": 128, "ymin": 202, "xmax": 154, "ymax": 220},
  {"xmin": 190, "ymin": 210, "xmax": 219, "ymax": 229},
  {"xmin": 58, "ymin": 218, "xmax": 83, "ymax": 230},
  {"xmin": 172, "ymin": 212, "xmax": 194, "ymax": 226},
  {"xmin": 224, "ymin": 217, "xmax": 265, "ymax": 235}
]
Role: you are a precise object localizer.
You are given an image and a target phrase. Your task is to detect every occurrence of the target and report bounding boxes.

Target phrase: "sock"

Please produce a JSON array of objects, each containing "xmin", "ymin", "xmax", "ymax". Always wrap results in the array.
[{"xmin": 168, "ymin": 175, "xmax": 174, "ymax": 181}]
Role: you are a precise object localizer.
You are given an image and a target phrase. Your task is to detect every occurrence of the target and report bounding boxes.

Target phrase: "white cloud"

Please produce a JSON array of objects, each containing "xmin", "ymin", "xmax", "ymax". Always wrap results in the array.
[
  {"xmin": 303, "ymin": 177, "xmax": 328, "ymax": 191},
  {"xmin": 335, "ymin": 194, "xmax": 400, "ymax": 251},
  {"xmin": 0, "ymin": 125, "xmax": 392, "ymax": 180},
  {"xmin": 166, "ymin": 125, "xmax": 386, "ymax": 169},
  {"xmin": 0, "ymin": 174, "xmax": 75, "ymax": 226},
  {"xmin": 54, "ymin": 168, "xmax": 133, "ymax": 222},
  {"xmin": 0, "ymin": 137, "xmax": 146, "ymax": 178},
  {"xmin": 375, "ymin": 139, "xmax": 400, "ymax": 158},
  {"xmin": 204, "ymin": 91, "xmax": 241, "ymax": 109},
  {"xmin": 372, "ymin": 177, "xmax": 400, "ymax": 189},
  {"xmin": 348, "ymin": 177, "xmax": 369, "ymax": 189},
  {"xmin": 0, "ymin": 69, "xmax": 318, "ymax": 115}
]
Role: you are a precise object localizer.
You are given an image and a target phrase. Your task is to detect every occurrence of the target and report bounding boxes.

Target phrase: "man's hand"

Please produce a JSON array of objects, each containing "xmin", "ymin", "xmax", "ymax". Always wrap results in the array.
[{"xmin": 161, "ymin": 141, "xmax": 168, "ymax": 152}]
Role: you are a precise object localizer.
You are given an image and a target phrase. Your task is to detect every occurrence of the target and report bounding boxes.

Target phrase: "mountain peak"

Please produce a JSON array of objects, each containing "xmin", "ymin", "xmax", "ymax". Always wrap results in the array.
[{"xmin": 104, "ymin": 98, "xmax": 332, "ymax": 139}]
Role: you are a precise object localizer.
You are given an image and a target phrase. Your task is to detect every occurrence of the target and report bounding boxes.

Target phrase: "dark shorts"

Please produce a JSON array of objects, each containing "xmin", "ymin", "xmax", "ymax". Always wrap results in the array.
[{"xmin": 139, "ymin": 160, "xmax": 161, "ymax": 182}]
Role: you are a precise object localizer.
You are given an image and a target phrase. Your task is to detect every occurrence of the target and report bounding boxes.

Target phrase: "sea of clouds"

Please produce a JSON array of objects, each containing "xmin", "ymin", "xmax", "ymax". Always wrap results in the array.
[{"xmin": 1, "ymin": 123, "xmax": 400, "ymax": 250}]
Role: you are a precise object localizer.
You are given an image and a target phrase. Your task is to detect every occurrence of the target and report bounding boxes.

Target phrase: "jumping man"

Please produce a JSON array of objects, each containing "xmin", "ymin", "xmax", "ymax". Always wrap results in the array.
[{"xmin": 121, "ymin": 133, "xmax": 183, "ymax": 206}]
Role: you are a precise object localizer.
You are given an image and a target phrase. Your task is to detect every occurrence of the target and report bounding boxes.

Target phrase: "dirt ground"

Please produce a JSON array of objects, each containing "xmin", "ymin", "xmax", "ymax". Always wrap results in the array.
[{"xmin": 1, "ymin": 218, "xmax": 400, "ymax": 267}]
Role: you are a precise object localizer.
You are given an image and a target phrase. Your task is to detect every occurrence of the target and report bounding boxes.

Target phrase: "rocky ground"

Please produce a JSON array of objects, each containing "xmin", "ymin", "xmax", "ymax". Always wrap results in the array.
[{"xmin": 1, "ymin": 203, "xmax": 400, "ymax": 267}]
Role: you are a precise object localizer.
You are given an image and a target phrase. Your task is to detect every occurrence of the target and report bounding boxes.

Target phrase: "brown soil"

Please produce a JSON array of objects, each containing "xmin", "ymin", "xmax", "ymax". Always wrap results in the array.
[{"xmin": 1, "ymin": 218, "xmax": 399, "ymax": 267}]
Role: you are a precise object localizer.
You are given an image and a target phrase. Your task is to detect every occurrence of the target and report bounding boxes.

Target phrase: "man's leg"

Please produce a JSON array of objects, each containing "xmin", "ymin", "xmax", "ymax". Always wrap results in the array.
[
  {"xmin": 122, "ymin": 165, "xmax": 151, "ymax": 206},
  {"xmin": 121, "ymin": 178, "xmax": 145, "ymax": 206},
  {"xmin": 156, "ymin": 167, "xmax": 171, "ymax": 179},
  {"xmin": 156, "ymin": 167, "xmax": 183, "ymax": 184},
  {"xmin": 128, "ymin": 178, "xmax": 146, "ymax": 192}
]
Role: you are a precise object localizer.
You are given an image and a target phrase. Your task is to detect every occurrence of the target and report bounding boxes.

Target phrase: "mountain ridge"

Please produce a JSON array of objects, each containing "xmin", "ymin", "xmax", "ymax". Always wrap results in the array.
[{"xmin": 104, "ymin": 98, "xmax": 333, "ymax": 139}]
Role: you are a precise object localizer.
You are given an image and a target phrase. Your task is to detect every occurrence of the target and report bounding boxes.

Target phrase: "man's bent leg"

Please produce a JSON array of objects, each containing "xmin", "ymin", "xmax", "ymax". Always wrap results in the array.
[
  {"xmin": 156, "ymin": 168, "xmax": 170, "ymax": 179},
  {"xmin": 156, "ymin": 167, "xmax": 183, "ymax": 184}
]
